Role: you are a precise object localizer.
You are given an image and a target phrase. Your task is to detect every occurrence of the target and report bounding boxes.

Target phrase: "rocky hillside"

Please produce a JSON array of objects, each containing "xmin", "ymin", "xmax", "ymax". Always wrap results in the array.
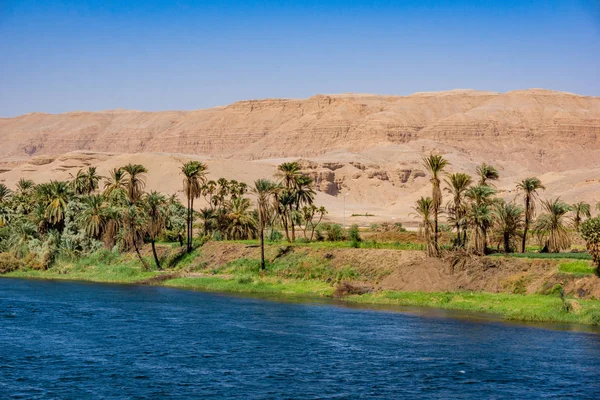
[{"xmin": 1, "ymin": 89, "xmax": 599, "ymax": 224}]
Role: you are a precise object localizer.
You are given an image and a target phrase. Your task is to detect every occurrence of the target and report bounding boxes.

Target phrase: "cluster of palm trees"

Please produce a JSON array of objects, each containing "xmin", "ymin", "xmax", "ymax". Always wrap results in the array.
[
  {"xmin": 0, "ymin": 165, "xmax": 182, "ymax": 270},
  {"xmin": 416, "ymin": 154, "xmax": 594, "ymax": 256},
  {"xmin": 0, "ymin": 160, "xmax": 327, "ymax": 271}
]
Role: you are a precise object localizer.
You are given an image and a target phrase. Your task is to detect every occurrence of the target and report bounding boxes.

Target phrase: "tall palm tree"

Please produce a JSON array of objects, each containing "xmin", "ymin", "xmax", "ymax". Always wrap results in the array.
[
  {"xmin": 444, "ymin": 173, "xmax": 472, "ymax": 247},
  {"xmin": 121, "ymin": 203, "xmax": 150, "ymax": 270},
  {"xmin": 103, "ymin": 167, "xmax": 127, "ymax": 198},
  {"xmin": 199, "ymin": 208, "xmax": 216, "ymax": 236},
  {"xmin": 571, "ymin": 202, "xmax": 591, "ymax": 230},
  {"xmin": 275, "ymin": 162, "xmax": 302, "ymax": 190},
  {"xmin": 465, "ymin": 185, "xmax": 496, "ymax": 255},
  {"xmin": 145, "ymin": 191, "xmax": 168, "ymax": 269},
  {"xmin": 83, "ymin": 167, "xmax": 102, "ymax": 195},
  {"xmin": 534, "ymin": 198, "xmax": 572, "ymax": 253},
  {"xmin": 516, "ymin": 177, "xmax": 545, "ymax": 253},
  {"xmin": 493, "ymin": 200, "xmax": 524, "ymax": 253},
  {"xmin": 412, "ymin": 197, "xmax": 435, "ymax": 257},
  {"xmin": 275, "ymin": 190, "xmax": 295, "ymax": 243},
  {"xmin": 77, "ymin": 194, "xmax": 109, "ymax": 239},
  {"xmin": 70, "ymin": 169, "xmax": 87, "ymax": 195},
  {"xmin": 252, "ymin": 179, "xmax": 280, "ymax": 270},
  {"xmin": 121, "ymin": 164, "xmax": 148, "ymax": 203},
  {"xmin": 181, "ymin": 161, "xmax": 207, "ymax": 252},
  {"xmin": 476, "ymin": 163, "xmax": 500, "ymax": 186},
  {"xmin": 275, "ymin": 162, "xmax": 303, "ymax": 242},
  {"xmin": 422, "ymin": 154, "xmax": 449, "ymax": 256},
  {"xmin": 226, "ymin": 197, "xmax": 257, "ymax": 240}
]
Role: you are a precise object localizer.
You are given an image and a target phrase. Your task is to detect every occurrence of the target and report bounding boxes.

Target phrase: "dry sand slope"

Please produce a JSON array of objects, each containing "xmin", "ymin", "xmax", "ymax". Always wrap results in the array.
[{"xmin": 1, "ymin": 89, "xmax": 600, "ymax": 225}]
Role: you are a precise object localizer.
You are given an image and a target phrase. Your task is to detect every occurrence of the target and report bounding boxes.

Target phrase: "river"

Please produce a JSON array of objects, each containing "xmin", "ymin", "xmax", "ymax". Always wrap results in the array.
[{"xmin": 1, "ymin": 278, "xmax": 600, "ymax": 399}]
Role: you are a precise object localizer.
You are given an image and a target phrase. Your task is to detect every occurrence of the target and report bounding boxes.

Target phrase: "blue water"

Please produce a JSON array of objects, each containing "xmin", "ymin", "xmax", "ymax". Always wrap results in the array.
[{"xmin": 1, "ymin": 279, "xmax": 600, "ymax": 399}]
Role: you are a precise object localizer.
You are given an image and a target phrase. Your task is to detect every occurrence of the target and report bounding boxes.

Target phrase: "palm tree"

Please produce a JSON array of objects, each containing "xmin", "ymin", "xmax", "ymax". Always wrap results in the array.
[
  {"xmin": 476, "ymin": 163, "xmax": 500, "ymax": 186},
  {"xmin": 444, "ymin": 173, "xmax": 472, "ymax": 247},
  {"xmin": 493, "ymin": 200, "xmax": 524, "ymax": 253},
  {"xmin": 145, "ymin": 191, "xmax": 168, "ymax": 269},
  {"xmin": 77, "ymin": 194, "xmax": 109, "ymax": 239},
  {"xmin": 16, "ymin": 179, "xmax": 35, "ymax": 196},
  {"xmin": 535, "ymin": 198, "xmax": 572, "ymax": 253},
  {"xmin": 226, "ymin": 197, "xmax": 257, "ymax": 240},
  {"xmin": 571, "ymin": 202, "xmax": 591, "ymax": 230},
  {"xmin": 0, "ymin": 184, "xmax": 12, "ymax": 204},
  {"xmin": 422, "ymin": 154, "xmax": 449, "ymax": 256},
  {"xmin": 252, "ymin": 179, "xmax": 280, "ymax": 270},
  {"xmin": 275, "ymin": 162, "xmax": 302, "ymax": 190},
  {"xmin": 121, "ymin": 164, "xmax": 148, "ymax": 203},
  {"xmin": 70, "ymin": 169, "xmax": 87, "ymax": 195},
  {"xmin": 83, "ymin": 167, "xmax": 102, "ymax": 194},
  {"xmin": 103, "ymin": 168, "xmax": 126, "ymax": 198},
  {"xmin": 199, "ymin": 208, "xmax": 216, "ymax": 236},
  {"xmin": 516, "ymin": 177, "xmax": 545, "ymax": 253},
  {"xmin": 465, "ymin": 185, "xmax": 496, "ymax": 255},
  {"xmin": 6, "ymin": 217, "xmax": 37, "ymax": 258},
  {"xmin": 412, "ymin": 197, "xmax": 435, "ymax": 256},
  {"xmin": 121, "ymin": 203, "xmax": 150, "ymax": 270},
  {"xmin": 181, "ymin": 161, "xmax": 207, "ymax": 252},
  {"xmin": 275, "ymin": 161, "xmax": 303, "ymax": 242},
  {"xmin": 36, "ymin": 180, "xmax": 72, "ymax": 230},
  {"xmin": 275, "ymin": 189, "xmax": 295, "ymax": 243}
]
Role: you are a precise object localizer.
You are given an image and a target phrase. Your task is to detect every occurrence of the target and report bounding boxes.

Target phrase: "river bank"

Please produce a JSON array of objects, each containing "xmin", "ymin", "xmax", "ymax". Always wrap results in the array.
[{"xmin": 3, "ymin": 241, "xmax": 600, "ymax": 326}]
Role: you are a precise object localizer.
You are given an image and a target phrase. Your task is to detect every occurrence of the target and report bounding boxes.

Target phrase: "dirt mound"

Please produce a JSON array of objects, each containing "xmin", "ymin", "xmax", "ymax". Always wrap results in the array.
[{"xmin": 191, "ymin": 242, "xmax": 600, "ymax": 299}]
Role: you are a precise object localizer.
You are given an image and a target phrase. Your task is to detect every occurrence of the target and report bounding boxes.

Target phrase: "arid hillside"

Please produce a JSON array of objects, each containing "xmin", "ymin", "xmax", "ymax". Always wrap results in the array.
[{"xmin": 1, "ymin": 89, "xmax": 600, "ymax": 224}]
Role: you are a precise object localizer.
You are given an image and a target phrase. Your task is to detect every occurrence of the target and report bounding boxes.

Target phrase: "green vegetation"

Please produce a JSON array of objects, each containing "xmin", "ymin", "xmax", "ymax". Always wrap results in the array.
[
  {"xmin": 490, "ymin": 252, "xmax": 592, "ymax": 260},
  {"xmin": 347, "ymin": 291, "xmax": 600, "ymax": 325},
  {"xmin": 580, "ymin": 217, "xmax": 600, "ymax": 269},
  {"xmin": 558, "ymin": 261, "xmax": 596, "ymax": 276}
]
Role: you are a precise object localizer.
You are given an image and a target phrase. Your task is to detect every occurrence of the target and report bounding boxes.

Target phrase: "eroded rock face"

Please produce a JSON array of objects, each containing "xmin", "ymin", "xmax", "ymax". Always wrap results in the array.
[{"xmin": 1, "ymin": 90, "xmax": 599, "ymax": 173}]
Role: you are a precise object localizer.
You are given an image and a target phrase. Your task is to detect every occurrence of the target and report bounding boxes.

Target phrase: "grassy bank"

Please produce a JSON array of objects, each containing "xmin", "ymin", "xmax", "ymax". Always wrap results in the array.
[{"xmin": 3, "ymin": 244, "xmax": 600, "ymax": 327}]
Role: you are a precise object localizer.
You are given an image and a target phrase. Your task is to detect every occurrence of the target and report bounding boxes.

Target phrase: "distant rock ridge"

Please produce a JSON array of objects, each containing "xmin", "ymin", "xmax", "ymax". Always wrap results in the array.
[{"xmin": 0, "ymin": 89, "xmax": 597, "ymax": 167}]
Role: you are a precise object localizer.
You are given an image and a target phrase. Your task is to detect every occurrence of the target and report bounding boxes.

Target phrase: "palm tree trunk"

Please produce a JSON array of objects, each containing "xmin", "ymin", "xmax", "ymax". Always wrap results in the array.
[
  {"xmin": 433, "ymin": 206, "xmax": 439, "ymax": 256},
  {"xmin": 455, "ymin": 221, "xmax": 461, "ymax": 247},
  {"xmin": 260, "ymin": 221, "xmax": 266, "ymax": 270},
  {"xmin": 504, "ymin": 232, "xmax": 510, "ymax": 253},
  {"xmin": 289, "ymin": 204, "xmax": 295, "ymax": 242},
  {"xmin": 133, "ymin": 241, "xmax": 151, "ymax": 271},
  {"xmin": 186, "ymin": 191, "xmax": 191, "ymax": 252},
  {"xmin": 151, "ymin": 239, "xmax": 161, "ymax": 270},
  {"xmin": 522, "ymin": 197, "xmax": 530, "ymax": 253},
  {"xmin": 281, "ymin": 212, "xmax": 290, "ymax": 243},
  {"xmin": 188, "ymin": 196, "xmax": 194, "ymax": 253}
]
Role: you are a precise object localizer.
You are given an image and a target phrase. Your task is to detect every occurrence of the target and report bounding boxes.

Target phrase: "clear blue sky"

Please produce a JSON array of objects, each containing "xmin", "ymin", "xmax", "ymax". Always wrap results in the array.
[{"xmin": 1, "ymin": 0, "xmax": 599, "ymax": 116}]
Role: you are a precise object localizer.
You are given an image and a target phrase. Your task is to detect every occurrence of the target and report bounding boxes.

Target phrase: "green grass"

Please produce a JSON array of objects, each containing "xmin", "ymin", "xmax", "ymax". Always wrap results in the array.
[
  {"xmin": 163, "ymin": 276, "xmax": 334, "ymax": 296},
  {"xmin": 347, "ymin": 291, "xmax": 600, "ymax": 325},
  {"xmin": 4, "ymin": 249, "xmax": 159, "ymax": 283},
  {"xmin": 231, "ymin": 239, "xmax": 427, "ymax": 251},
  {"xmin": 490, "ymin": 252, "xmax": 592, "ymax": 260},
  {"xmin": 558, "ymin": 260, "xmax": 597, "ymax": 276}
]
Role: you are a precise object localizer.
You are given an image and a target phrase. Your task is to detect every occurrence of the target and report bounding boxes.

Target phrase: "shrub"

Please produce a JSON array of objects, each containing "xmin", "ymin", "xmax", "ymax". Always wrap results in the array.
[
  {"xmin": 0, "ymin": 252, "xmax": 24, "ymax": 274},
  {"xmin": 269, "ymin": 229, "xmax": 283, "ymax": 242},
  {"xmin": 348, "ymin": 224, "xmax": 361, "ymax": 248},
  {"xmin": 580, "ymin": 217, "xmax": 600, "ymax": 270},
  {"xmin": 322, "ymin": 224, "xmax": 346, "ymax": 241}
]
